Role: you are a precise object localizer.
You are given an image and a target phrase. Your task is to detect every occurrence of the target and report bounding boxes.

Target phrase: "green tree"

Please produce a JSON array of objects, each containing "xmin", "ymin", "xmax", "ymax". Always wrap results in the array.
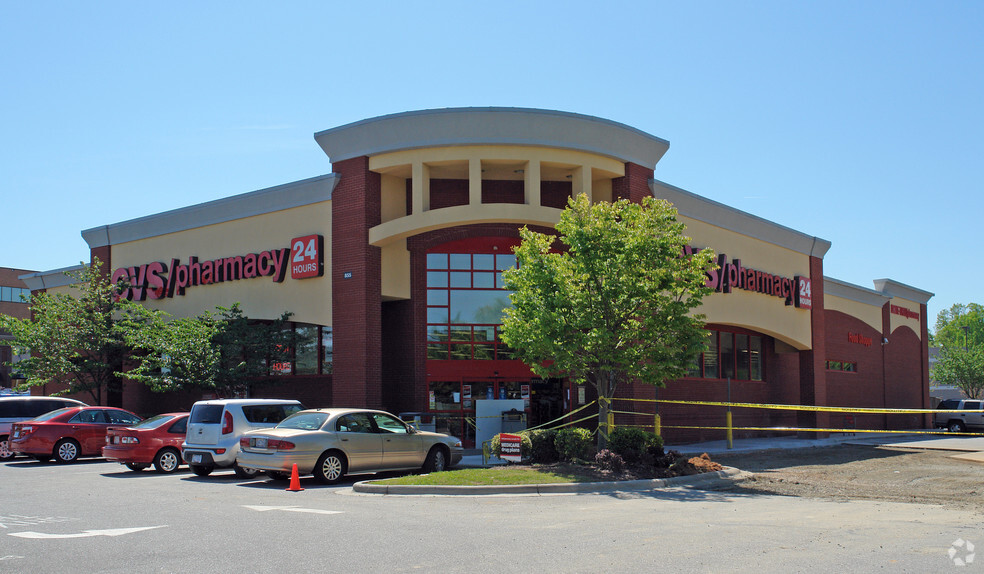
[
  {"xmin": 0, "ymin": 259, "xmax": 130, "ymax": 405},
  {"xmin": 122, "ymin": 303, "xmax": 304, "ymax": 397},
  {"xmin": 932, "ymin": 303, "xmax": 984, "ymax": 399},
  {"xmin": 499, "ymin": 194, "xmax": 716, "ymax": 448}
]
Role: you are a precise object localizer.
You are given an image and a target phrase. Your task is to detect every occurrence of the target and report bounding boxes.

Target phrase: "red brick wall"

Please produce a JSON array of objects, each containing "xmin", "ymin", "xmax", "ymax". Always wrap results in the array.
[
  {"xmin": 612, "ymin": 162, "xmax": 654, "ymax": 203},
  {"xmin": 884, "ymin": 325, "xmax": 924, "ymax": 428},
  {"xmin": 824, "ymin": 310, "xmax": 887, "ymax": 430},
  {"xmin": 541, "ymin": 181, "xmax": 573, "ymax": 208},
  {"xmin": 798, "ymin": 257, "xmax": 828, "ymax": 433},
  {"xmin": 331, "ymin": 156, "xmax": 383, "ymax": 408},
  {"xmin": 481, "ymin": 180, "xmax": 524, "ymax": 204},
  {"xmin": 429, "ymin": 179, "xmax": 468, "ymax": 209}
]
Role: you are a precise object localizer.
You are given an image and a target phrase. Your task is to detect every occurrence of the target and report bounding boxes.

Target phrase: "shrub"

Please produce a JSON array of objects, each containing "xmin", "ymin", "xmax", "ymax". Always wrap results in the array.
[
  {"xmin": 652, "ymin": 449, "xmax": 683, "ymax": 469},
  {"xmin": 594, "ymin": 449, "xmax": 625, "ymax": 473},
  {"xmin": 489, "ymin": 432, "xmax": 532, "ymax": 461},
  {"xmin": 555, "ymin": 427, "xmax": 594, "ymax": 462},
  {"xmin": 608, "ymin": 427, "xmax": 663, "ymax": 463},
  {"xmin": 525, "ymin": 429, "xmax": 560, "ymax": 464}
]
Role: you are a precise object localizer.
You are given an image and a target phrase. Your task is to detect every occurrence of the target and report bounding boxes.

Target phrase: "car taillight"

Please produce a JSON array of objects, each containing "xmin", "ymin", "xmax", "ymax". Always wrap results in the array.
[
  {"xmin": 269, "ymin": 440, "xmax": 295, "ymax": 450},
  {"xmin": 240, "ymin": 437, "xmax": 250, "ymax": 448},
  {"xmin": 121, "ymin": 437, "xmax": 139, "ymax": 444},
  {"xmin": 222, "ymin": 410, "xmax": 233, "ymax": 434},
  {"xmin": 18, "ymin": 425, "xmax": 33, "ymax": 434}
]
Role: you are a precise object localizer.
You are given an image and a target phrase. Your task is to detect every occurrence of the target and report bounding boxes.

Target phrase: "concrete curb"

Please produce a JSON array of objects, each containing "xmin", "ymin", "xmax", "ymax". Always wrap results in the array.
[{"xmin": 352, "ymin": 466, "xmax": 751, "ymax": 495}]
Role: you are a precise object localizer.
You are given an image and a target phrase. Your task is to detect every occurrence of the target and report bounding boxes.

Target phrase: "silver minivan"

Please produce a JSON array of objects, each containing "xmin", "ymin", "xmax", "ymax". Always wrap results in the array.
[
  {"xmin": 181, "ymin": 398, "xmax": 304, "ymax": 477},
  {"xmin": 0, "ymin": 396, "xmax": 88, "ymax": 460}
]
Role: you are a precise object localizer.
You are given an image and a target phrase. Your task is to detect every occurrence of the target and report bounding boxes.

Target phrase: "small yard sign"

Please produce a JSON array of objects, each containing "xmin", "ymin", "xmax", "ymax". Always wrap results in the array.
[{"xmin": 499, "ymin": 433, "xmax": 522, "ymax": 463}]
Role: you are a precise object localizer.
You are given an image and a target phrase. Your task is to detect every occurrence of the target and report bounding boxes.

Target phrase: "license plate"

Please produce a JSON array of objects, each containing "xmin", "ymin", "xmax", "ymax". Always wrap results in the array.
[
  {"xmin": 191, "ymin": 454, "xmax": 202, "ymax": 463},
  {"xmin": 113, "ymin": 436, "xmax": 120, "ymax": 444},
  {"xmin": 254, "ymin": 438, "xmax": 267, "ymax": 449}
]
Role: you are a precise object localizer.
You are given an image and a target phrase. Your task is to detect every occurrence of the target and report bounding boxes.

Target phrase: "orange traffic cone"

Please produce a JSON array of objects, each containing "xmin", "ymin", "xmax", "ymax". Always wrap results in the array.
[{"xmin": 286, "ymin": 463, "xmax": 304, "ymax": 492}]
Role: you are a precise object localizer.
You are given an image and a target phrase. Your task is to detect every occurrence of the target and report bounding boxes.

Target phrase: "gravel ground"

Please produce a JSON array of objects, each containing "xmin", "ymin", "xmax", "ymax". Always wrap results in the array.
[{"xmin": 710, "ymin": 444, "xmax": 984, "ymax": 513}]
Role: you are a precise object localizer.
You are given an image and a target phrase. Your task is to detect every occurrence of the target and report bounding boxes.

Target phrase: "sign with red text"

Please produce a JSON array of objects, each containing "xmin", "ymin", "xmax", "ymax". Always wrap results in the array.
[
  {"xmin": 111, "ymin": 235, "xmax": 325, "ymax": 301},
  {"xmin": 683, "ymin": 246, "xmax": 812, "ymax": 310},
  {"xmin": 499, "ymin": 433, "xmax": 523, "ymax": 463},
  {"xmin": 290, "ymin": 235, "xmax": 324, "ymax": 279}
]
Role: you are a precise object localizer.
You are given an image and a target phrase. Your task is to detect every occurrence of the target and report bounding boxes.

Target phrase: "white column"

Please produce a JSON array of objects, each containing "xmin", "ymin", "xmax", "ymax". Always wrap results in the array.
[
  {"xmin": 572, "ymin": 165, "xmax": 592, "ymax": 202},
  {"xmin": 412, "ymin": 161, "xmax": 430, "ymax": 214},
  {"xmin": 469, "ymin": 158, "xmax": 482, "ymax": 205},
  {"xmin": 524, "ymin": 160, "xmax": 541, "ymax": 207}
]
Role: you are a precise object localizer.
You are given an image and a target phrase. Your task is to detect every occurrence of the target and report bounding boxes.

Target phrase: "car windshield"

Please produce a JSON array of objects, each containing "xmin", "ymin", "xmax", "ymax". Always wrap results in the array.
[
  {"xmin": 32, "ymin": 407, "xmax": 74, "ymax": 422},
  {"xmin": 277, "ymin": 412, "xmax": 329, "ymax": 431},
  {"xmin": 129, "ymin": 414, "xmax": 175, "ymax": 429}
]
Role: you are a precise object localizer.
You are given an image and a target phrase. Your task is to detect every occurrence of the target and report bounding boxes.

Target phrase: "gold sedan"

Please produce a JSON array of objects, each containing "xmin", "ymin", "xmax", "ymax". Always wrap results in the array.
[{"xmin": 236, "ymin": 408, "xmax": 463, "ymax": 484}]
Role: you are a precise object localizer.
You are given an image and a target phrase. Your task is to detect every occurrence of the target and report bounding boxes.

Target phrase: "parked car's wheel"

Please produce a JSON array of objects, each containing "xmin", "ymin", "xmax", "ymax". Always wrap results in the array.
[
  {"xmin": 53, "ymin": 439, "xmax": 80, "ymax": 463},
  {"xmin": 154, "ymin": 448, "xmax": 181, "ymax": 474},
  {"xmin": 314, "ymin": 450, "xmax": 346, "ymax": 484},
  {"xmin": 948, "ymin": 420, "xmax": 966, "ymax": 433},
  {"xmin": 266, "ymin": 470, "xmax": 290, "ymax": 481},
  {"xmin": 0, "ymin": 436, "xmax": 13, "ymax": 461},
  {"xmin": 422, "ymin": 446, "xmax": 448, "ymax": 473},
  {"xmin": 126, "ymin": 463, "xmax": 149, "ymax": 472},
  {"xmin": 234, "ymin": 464, "xmax": 261, "ymax": 479},
  {"xmin": 190, "ymin": 464, "xmax": 214, "ymax": 477}
]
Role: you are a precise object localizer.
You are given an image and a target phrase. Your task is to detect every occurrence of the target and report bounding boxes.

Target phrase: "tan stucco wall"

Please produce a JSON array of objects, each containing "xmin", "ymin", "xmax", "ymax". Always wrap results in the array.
[
  {"xmin": 381, "ymin": 239, "xmax": 410, "ymax": 300},
  {"xmin": 111, "ymin": 202, "xmax": 332, "ymax": 325},
  {"xmin": 681, "ymin": 215, "xmax": 813, "ymax": 350},
  {"xmin": 889, "ymin": 296, "xmax": 922, "ymax": 339},
  {"xmin": 825, "ymin": 294, "xmax": 883, "ymax": 332}
]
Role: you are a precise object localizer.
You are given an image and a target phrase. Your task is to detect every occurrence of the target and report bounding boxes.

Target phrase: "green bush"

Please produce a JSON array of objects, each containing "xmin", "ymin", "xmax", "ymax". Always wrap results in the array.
[
  {"xmin": 608, "ymin": 427, "xmax": 664, "ymax": 463},
  {"xmin": 554, "ymin": 427, "xmax": 594, "ymax": 462},
  {"xmin": 489, "ymin": 432, "xmax": 532, "ymax": 461},
  {"xmin": 525, "ymin": 429, "xmax": 560, "ymax": 463}
]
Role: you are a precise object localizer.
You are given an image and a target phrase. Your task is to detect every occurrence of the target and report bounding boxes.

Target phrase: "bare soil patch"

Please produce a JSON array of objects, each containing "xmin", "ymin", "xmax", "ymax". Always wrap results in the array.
[{"xmin": 711, "ymin": 444, "xmax": 984, "ymax": 513}]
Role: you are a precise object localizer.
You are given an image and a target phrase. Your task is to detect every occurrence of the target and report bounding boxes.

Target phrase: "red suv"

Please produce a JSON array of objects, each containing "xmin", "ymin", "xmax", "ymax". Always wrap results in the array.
[
  {"xmin": 10, "ymin": 406, "xmax": 142, "ymax": 463},
  {"xmin": 103, "ymin": 413, "xmax": 189, "ymax": 473}
]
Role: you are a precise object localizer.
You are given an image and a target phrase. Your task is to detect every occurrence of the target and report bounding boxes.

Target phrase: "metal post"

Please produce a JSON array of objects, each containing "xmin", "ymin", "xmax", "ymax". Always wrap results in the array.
[{"xmin": 726, "ymin": 377, "xmax": 733, "ymax": 450}]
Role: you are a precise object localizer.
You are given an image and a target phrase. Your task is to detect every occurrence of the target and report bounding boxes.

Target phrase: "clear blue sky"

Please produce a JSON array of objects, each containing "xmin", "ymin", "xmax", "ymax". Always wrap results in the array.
[{"xmin": 2, "ymin": 2, "xmax": 981, "ymax": 329}]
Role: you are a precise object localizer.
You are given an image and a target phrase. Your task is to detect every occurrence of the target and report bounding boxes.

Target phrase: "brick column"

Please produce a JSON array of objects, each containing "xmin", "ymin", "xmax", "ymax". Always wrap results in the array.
[
  {"xmin": 612, "ymin": 162, "xmax": 655, "ymax": 204},
  {"xmin": 331, "ymin": 156, "xmax": 383, "ymax": 408},
  {"xmin": 798, "ymin": 256, "xmax": 827, "ymax": 437}
]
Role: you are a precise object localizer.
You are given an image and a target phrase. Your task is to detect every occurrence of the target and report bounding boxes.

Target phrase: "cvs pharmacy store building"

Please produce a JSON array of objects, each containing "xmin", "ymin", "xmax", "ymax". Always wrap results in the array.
[{"xmin": 48, "ymin": 108, "xmax": 931, "ymax": 445}]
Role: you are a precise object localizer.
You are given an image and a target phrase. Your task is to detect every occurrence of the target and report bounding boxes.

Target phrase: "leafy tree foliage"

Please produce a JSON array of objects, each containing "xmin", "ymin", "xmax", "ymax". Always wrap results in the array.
[
  {"xmin": 499, "ymin": 194, "xmax": 716, "ymax": 447},
  {"xmin": 122, "ymin": 303, "xmax": 304, "ymax": 397},
  {"xmin": 0, "ymin": 260, "xmax": 129, "ymax": 405},
  {"xmin": 933, "ymin": 303, "xmax": 984, "ymax": 399}
]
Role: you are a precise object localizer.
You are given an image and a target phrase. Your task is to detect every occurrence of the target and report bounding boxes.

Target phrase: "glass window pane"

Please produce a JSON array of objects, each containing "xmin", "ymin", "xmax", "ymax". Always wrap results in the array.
[
  {"xmin": 496, "ymin": 254, "xmax": 516, "ymax": 270},
  {"xmin": 427, "ymin": 343, "xmax": 448, "ymax": 360},
  {"xmin": 703, "ymin": 331, "xmax": 719, "ymax": 379},
  {"xmin": 429, "ymin": 381, "xmax": 459, "ymax": 410},
  {"xmin": 473, "ymin": 254, "xmax": 494, "ymax": 270},
  {"xmin": 427, "ymin": 271, "xmax": 448, "ymax": 288},
  {"xmin": 450, "ymin": 272, "xmax": 471, "ymax": 288},
  {"xmin": 473, "ymin": 272, "xmax": 495, "ymax": 288},
  {"xmin": 295, "ymin": 325, "xmax": 319, "ymax": 375},
  {"xmin": 720, "ymin": 332, "xmax": 735, "ymax": 379},
  {"xmin": 450, "ymin": 290, "xmax": 513, "ymax": 324},
  {"xmin": 450, "ymin": 344, "xmax": 472, "ymax": 360},
  {"xmin": 450, "ymin": 254, "xmax": 471, "ymax": 270},
  {"xmin": 735, "ymin": 334, "xmax": 749, "ymax": 380},
  {"xmin": 1, "ymin": 286, "xmax": 10, "ymax": 301},
  {"xmin": 473, "ymin": 326, "xmax": 495, "ymax": 342},
  {"xmin": 749, "ymin": 336, "xmax": 762, "ymax": 381},
  {"xmin": 427, "ymin": 253, "xmax": 448, "ymax": 270},
  {"xmin": 450, "ymin": 326, "xmax": 472, "ymax": 341},
  {"xmin": 427, "ymin": 326, "xmax": 448, "ymax": 342},
  {"xmin": 427, "ymin": 289, "xmax": 448, "ymax": 305},
  {"xmin": 473, "ymin": 343, "xmax": 494, "ymax": 360},
  {"xmin": 427, "ymin": 307, "xmax": 449, "ymax": 324}
]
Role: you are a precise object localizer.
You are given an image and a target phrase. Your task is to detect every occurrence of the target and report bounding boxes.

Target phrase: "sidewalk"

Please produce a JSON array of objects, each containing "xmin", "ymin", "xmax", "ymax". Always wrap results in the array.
[{"xmin": 458, "ymin": 430, "xmax": 984, "ymax": 468}]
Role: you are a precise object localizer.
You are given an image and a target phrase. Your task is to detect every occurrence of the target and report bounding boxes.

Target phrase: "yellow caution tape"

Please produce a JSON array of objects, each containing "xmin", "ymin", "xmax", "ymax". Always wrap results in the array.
[
  {"xmin": 660, "ymin": 425, "xmax": 984, "ymax": 436},
  {"xmin": 619, "ymin": 397, "xmax": 963, "ymax": 415}
]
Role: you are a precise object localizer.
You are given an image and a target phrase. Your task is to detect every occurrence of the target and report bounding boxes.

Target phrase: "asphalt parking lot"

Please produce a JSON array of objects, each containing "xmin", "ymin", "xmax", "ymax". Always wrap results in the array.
[{"xmin": 2, "ymin": 452, "xmax": 982, "ymax": 573}]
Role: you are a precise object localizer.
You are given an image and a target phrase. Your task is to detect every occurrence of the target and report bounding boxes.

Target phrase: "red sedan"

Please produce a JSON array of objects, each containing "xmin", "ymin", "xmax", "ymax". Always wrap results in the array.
[
  {"xmin": 103, "ymin": 413, "xmax": 189, "ymax": 473},
  {"xmin": 9, "ymin": 406, "xmax": 142, "ymax": 463}
]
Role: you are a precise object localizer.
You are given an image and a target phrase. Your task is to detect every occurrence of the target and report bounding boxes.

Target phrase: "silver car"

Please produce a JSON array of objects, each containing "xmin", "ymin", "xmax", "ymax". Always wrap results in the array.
[
  {"xmin": 237, "ymin": 408, "xmax": 463, "ymax": 484},
  {"xmin": 182, "ymin": 398, "xmax": 304, "ymax": 478}
]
